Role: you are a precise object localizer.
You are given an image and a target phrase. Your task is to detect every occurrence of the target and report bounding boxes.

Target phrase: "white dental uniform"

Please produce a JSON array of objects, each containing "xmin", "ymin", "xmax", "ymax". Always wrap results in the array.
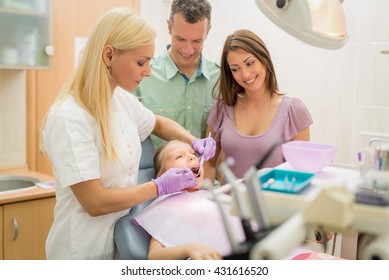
[{"xmin": 43, "ymin": 87, "xmax": 155, "ymax": 259}]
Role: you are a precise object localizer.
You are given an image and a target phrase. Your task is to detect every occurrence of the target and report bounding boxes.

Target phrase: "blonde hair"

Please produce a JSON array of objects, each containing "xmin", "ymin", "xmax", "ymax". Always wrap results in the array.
[{"xmin": 41, "ymin": 8, "xmax": 156, "ymax": 160}]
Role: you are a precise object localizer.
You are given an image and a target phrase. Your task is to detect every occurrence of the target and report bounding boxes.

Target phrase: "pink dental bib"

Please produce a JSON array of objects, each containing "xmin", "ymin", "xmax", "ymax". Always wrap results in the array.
[{"xmin": 133, "ymin": 190, "xmax": 246, "ymax": 256}]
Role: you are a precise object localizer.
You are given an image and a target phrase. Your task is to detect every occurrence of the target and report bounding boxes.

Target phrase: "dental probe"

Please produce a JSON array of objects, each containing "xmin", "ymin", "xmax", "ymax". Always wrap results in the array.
[{"xmin": 195, "ymin": 132, "xmax": 212, "ymax": 176}]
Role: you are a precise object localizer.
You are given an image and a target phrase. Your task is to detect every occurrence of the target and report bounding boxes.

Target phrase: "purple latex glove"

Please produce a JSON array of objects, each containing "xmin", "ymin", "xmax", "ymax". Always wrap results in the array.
[
  {"xmin": 191, "ymin": 136, "xmax": 216, "ymax": 161},
  {"xmin": 152, "ymin": 167, "xmax": 197, "ymax": 196}
]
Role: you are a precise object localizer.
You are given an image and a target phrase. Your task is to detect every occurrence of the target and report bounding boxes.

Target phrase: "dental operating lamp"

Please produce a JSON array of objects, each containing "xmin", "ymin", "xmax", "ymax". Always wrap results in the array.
[{"xmin": 254, "ymin": 0, "xmax": 348, "ymax": 49}]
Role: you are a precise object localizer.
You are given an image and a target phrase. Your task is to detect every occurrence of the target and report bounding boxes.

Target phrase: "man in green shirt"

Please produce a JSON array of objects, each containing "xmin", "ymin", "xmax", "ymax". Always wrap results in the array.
[{"xmin": 135, "ymin": 0, "xmax": 220, "ymax": 149}]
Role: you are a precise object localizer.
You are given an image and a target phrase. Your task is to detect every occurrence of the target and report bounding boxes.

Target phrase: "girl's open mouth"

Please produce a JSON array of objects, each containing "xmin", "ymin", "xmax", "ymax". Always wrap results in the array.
[{"xmin": 192, "ymin": 166, "xmax": 200, "ymax": 178}]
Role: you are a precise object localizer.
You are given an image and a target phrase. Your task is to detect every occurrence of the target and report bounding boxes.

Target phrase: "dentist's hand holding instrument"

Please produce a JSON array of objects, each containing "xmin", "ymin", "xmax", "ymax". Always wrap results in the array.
[
  {"xmin": 153, "ymin": 167, "xmax": 197, "ymax": 196},
  {"xmin": 191, "ymin": 132, "xmax": 215, "ymax": 161},
  {"xmin": 192, "ymin": 133, "xmax": 215, "ymax": 177}
]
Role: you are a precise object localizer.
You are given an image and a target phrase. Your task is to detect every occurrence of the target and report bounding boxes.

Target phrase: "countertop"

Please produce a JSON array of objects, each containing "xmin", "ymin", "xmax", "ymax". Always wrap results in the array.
[{"xmin": 0, "ymin": 168, "xmax": 55, "ymax": 205}]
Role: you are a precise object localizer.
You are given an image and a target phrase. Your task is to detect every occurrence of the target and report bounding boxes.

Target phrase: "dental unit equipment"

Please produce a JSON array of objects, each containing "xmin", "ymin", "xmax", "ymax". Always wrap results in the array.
[{"xmin": 209, "ymin": 143, "xmax": 389, "ymax": 260}]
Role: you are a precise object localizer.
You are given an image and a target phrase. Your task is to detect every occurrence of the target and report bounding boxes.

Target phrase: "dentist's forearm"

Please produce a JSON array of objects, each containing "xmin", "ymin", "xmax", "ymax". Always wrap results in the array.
[{"xmin": 153, "ymin": 115, "xmax": 195, "ymax": 144}]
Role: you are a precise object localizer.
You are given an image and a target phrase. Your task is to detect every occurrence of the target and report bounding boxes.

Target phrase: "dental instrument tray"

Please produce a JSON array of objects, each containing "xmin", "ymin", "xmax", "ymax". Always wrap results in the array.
[{"xmin": 258, "ymin": 169, "xmax": 315, "ymax": 194}]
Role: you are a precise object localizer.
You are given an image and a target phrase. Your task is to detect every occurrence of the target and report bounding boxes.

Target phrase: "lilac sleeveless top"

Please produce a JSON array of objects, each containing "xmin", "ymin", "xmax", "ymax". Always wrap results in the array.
[{"xmin": 207, "ymin": 96, "xmax": 313, "ymax": 179}]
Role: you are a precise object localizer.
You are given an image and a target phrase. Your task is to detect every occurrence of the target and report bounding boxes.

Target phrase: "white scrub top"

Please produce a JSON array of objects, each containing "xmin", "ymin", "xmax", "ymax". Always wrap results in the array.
[{"xmin": 43, "ymin": 87, "xmax": 155, "ymax": 259}]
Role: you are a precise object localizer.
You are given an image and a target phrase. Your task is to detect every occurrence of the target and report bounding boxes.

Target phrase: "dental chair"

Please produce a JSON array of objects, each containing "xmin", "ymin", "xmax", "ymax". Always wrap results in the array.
[{"xmin": 114, "ymin": 136, "xmax": 155, "ymax": 260}]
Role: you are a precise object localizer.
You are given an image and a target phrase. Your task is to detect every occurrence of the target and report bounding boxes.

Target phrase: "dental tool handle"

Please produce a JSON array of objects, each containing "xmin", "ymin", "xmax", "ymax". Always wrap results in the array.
[
  {"xmin": 255, "ymin": 141, "xmax": 284, "ymax": 170},
  {"xmin": 244, "ymin": 166, "xmax": 272, "ymax": 230},
  {"xmin": 218, "ymin": 162, "xmax": 258, "ymax": 244},
  {"xmin": 203, "ymin": 179, "xmax": 244, "ymax": 254},
  {"xmin": 241, "ymin": 218, "xmax": 257, "ymax": 244},
  {"xmin": 247, "ymin": 140, "xmax": 283, "ymax": 230},
  {"xmin": 196, "ymin": 155, "xmax": 205, "ymax": 176},
  {"xmin": 196, "ymin": 133, "xmax": 211, "ymax": 176},
  {"xmin": 218, "ymin": 162, "xmax": 251, "ymax": 220},
  {"xmin": 249, "ymin": 213, "xmax": 306, "ymax": 260}
]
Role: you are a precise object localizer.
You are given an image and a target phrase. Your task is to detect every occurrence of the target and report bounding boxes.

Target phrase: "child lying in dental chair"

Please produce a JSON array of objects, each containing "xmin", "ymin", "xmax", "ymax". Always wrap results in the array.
[
  {"xmin": 133, "ymin": 140, "xmax": 245, "ymax": 260},
  {"xmin": 133, "ymin": 140, "xmax": 342, "ymax": 260}
]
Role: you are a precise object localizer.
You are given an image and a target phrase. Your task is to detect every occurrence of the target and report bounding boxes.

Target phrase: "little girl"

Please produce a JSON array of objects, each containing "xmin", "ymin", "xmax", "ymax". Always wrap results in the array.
[{"xmin": 133, "ymin": 140, "xmax": 246, "ymax": 260}]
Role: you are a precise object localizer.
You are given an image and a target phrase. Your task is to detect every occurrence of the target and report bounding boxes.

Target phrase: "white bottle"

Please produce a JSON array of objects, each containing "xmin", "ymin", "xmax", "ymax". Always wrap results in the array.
[
  {"xmin": 360, "ymin": 138, "xmax": 386, "ymax": 175},
  {"xmin": 24, "ymin": 29, "xmax": 38, "ymax": 66}
]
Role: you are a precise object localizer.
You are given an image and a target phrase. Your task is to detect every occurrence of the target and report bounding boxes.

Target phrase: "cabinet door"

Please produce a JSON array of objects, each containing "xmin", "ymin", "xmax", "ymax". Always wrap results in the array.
[
  {"xmin": 0, "ymin": 0, "xmax": 52, "ymax": 69},
  {"xmin": 0, "ymin": 206, "xmax": 3, "ymax": 260},
  {"xmin": 3, "ymin": 197, "xmax": 55, "ymax": 260}
]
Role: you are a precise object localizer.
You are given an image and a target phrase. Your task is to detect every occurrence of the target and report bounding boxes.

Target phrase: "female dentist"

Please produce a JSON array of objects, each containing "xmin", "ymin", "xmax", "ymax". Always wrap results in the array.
[{"xmin": 41, "ymin": 8, "xmax": 215, "ymax": 259}]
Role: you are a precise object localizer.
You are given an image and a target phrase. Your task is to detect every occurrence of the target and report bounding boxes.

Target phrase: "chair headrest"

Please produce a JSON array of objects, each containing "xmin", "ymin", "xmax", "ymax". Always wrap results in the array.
[{"xmin": 139, "ymin": 136, "xmax": 155, "ymax": 169}]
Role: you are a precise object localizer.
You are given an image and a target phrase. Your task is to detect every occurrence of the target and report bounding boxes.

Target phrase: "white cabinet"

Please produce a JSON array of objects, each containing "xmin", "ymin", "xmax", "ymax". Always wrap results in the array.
[{"xmin": 0, "ymin": 0, "xmax": 52, "ymax": 69}]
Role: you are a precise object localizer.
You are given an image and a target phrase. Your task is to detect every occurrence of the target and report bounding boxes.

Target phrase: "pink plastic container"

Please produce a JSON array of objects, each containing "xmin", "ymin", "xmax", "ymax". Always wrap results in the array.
[{"xmin": 282, "ymin": 141, "xmax": 337, "ymax": 173}]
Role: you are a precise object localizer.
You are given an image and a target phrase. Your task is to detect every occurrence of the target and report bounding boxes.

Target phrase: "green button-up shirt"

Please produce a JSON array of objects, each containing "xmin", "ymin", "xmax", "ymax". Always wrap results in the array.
[{"xmin": 135, "ymin": 45, "xmax": 220, "ymax": 149}]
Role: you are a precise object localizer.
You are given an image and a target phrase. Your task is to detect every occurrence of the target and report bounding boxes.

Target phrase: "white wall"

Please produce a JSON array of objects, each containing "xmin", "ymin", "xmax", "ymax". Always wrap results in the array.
[
  {"xmin": 141, "ymin": 0, "xmax": 389, "ymax": 165},
  {"xmin": 0, "ymin": 70, "xmax": 26, "ymax": 168}
]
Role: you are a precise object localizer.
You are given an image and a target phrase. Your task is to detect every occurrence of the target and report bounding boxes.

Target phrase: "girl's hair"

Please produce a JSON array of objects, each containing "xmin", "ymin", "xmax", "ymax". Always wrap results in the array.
[
  {"xmin": 40, "ymin": 8, "xmax": 156, "ymax": 160},
  {"xmin": 153, "ymin": 140, "xmax": 182, "ymax": 177},
  {"xmin": 213, "ymin": 29, "xmax": 279, "ymax": 115},
  {"xmin": 153, "ymin": 142, "xmax": 168, "ymax": 178}
]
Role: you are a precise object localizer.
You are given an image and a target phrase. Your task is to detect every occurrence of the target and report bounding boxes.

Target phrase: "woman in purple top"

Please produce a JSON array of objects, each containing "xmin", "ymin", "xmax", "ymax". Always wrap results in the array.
[{"xmin": 205, "ymin": 29, "xmax": 313, "ymax": 182}]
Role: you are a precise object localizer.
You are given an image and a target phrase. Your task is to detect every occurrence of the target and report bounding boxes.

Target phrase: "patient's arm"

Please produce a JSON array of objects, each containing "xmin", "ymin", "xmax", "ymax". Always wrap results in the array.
[{"xmin": 147, "ymin": 237, "xmax": 222, "ymax": 260}]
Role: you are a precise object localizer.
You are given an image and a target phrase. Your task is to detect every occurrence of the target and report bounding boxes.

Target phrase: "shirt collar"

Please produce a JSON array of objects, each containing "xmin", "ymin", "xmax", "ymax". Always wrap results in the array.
[{"xmin": 163, "ymin": 45, "xmax": 211, "ymax": 80}]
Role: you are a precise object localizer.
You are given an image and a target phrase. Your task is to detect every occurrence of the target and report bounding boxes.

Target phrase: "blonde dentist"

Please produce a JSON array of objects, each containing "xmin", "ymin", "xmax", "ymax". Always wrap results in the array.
[{"xmin": 41, "ymin": 8, "xmax": 215, "ymax": 260}]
